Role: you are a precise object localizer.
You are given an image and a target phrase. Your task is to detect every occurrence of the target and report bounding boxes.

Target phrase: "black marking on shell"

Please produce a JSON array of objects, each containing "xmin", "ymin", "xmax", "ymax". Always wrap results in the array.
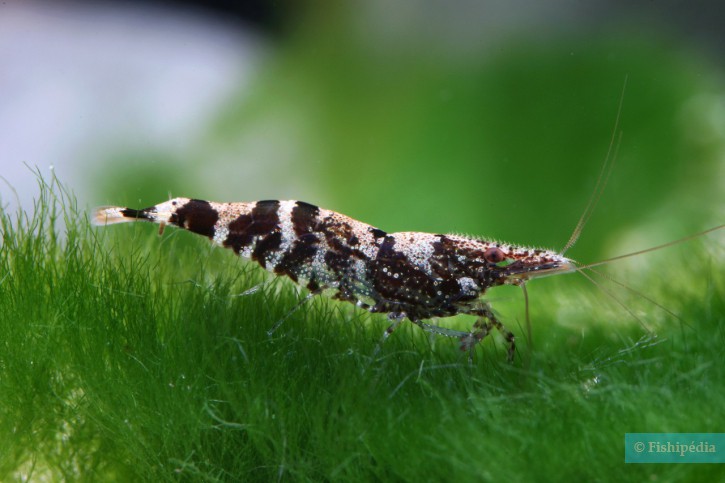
[
  {"xmin": 274, "ymin": 233, "xmax": 319, "ymax": 283},
  {"xmin": 363, "ymin": 235, "xmax": 447, "ymax": 318},
  {"xmin": 252, "ymin": 231, "xmax": 283, "ymax": 268},
  {"xmin": 324, "ymin": 250, "xmax": 351, "ymax": 277},
  {"xmin": 370, "ymin": 228, "xmax": 387, "ymax": 239},
  {"xmin": 224, "ymin": 200, "xmax": 280, "ymax": 252},
  {"xmin": 121, "ymin": 208, "xmax": 152, "ymax": 220},
  {"xmin": 171, "ymin": 199, "xmax": 219, "ymax": 238},
  {"xmin": 292, "ymin": 201, "xmax": 320, "ymax": 236}
]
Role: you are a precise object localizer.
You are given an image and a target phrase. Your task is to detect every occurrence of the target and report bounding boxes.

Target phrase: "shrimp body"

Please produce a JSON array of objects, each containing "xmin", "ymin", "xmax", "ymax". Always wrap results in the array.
[{"xmin": 94, "ymin": 198, "xmax": 575, "ymax": 358}]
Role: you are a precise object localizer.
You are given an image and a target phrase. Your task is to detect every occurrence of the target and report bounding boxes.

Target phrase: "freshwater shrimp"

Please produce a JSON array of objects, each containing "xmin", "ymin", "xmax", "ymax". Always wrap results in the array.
[
  {"xmin": 91, "ymin": 195, "xmax": 722, "ymax": 362},
  {"xmin": 94, "ymin": 198, "xmax": 579, "ymax": 360}
]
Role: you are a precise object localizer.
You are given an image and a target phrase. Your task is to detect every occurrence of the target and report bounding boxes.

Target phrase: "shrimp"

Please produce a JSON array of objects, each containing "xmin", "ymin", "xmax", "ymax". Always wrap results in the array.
[{"xmin": 93, "ymin": 199, "xmax": 584, "ymax": 361}]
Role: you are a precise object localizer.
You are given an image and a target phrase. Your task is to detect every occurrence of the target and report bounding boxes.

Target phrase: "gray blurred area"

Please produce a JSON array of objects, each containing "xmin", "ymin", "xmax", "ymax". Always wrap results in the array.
[{"xmin": 0, "ymin": 0, "xmax": 264, "ymax": 211}]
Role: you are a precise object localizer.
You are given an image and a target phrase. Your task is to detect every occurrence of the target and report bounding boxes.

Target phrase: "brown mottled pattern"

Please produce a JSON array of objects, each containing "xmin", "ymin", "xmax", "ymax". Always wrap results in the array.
[
  {"xmin": 107, "ymin": 197, "xmax": 571, "ymax": 329},
  {"xmin": 187, "ymin": 200, "xmax": 563, "ymax": 319}
]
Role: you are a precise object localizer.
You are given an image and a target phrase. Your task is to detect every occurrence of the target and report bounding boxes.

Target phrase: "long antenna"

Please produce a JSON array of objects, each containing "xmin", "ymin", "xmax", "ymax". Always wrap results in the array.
[
  {"xmin": 583, "ymin": 266, "xmax": 691, "ymax": 329},
  {"xmin": 560, "ymin": 76, "xmax": 628, "ymax": 255},
  {"xmin": 573, "ymin": 224, "xmax": 725, "ymax": 271},
  {"xmin": 577, "ymin": 268, "xmax": 654, "ymax": 334}
]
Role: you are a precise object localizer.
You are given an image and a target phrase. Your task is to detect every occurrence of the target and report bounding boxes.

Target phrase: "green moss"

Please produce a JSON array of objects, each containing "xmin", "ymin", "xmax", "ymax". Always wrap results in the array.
[{"xmin": 1, "ymin": 175, "xmax": 723, "ymax": 481}]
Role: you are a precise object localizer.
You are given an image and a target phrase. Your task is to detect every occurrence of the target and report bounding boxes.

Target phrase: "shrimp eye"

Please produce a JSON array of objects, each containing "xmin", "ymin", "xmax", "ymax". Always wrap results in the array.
[{"xmin": 484, "ymin": 247, "xmax": 505, "ymax": 264}]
